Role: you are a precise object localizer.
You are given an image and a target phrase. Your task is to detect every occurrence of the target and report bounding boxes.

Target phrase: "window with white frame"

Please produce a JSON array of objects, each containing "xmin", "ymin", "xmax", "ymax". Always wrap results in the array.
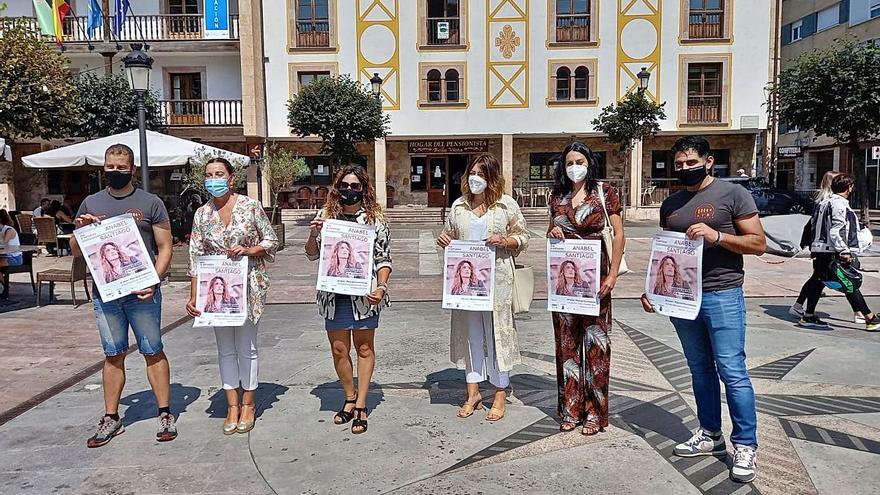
[
  {"xmin": 872, "ymin": 0, "xmax": 880, "ymax": 18},
  {"xmin": 791, "ymin": 20, "xmax": 803, "ymax": 41},
  {"xmin": 817, "ymin": 4, "xmax": 839, "ymax": 31}
]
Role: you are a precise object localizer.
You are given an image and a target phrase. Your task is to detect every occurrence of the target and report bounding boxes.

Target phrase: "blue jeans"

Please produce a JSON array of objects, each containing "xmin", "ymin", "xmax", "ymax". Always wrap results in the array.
[
  {"xmin": 93, "ymin": 286, "xmax": 163, "ymax": 356},
  {"xmin": 670, "ymin": 287, "xmax": 757, "ymax": 448}
]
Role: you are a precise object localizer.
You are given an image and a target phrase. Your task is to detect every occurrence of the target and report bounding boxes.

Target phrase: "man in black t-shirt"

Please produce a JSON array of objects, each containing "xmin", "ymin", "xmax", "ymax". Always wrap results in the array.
[{"xmin": 641, "ymin": 136, "xmax": 766, "ymax": 484}]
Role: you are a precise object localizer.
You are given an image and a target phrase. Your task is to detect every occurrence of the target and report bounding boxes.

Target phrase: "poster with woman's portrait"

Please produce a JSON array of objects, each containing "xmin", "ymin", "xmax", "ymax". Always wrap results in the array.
[
  {"xmin": 546, "ymin": 239, "xmax": 601, "ymax": 316},
  {"xmin": 441, "ymin": 240, "xmax": 495, "ymax": 312},
  {"xmin": 645, "ymin": 231, "xmax": 703, "ymax": 320},
  {"xmin": 75, "ymin": 213, "xmax": 160, "ymax": 302},
  {"xmin": 316, "ymin": 219, "xmax": 376, "ymax": 296},
  {"xmin": 193, "ymin": 256, "xmax": 248, "ymax": 327}
]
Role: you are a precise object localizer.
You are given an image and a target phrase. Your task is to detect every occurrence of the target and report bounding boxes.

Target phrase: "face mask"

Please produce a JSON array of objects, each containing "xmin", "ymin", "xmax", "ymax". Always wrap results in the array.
[
  {"xmin": 204, "ymin": 178, "xmax": 230, "ymax": 197},
  {"xmin": 468, "ymin": 175, "xmax": 488, "ymax": 194},
  {"xmin": 566, "ymin": 164, "xmax": 589, "ymax": 183},
  {"xmin": 340, "ymin": 188, "xmax": 364, "ymax": 206},
  {"xmin": 105, "ymin": 171, "xmax": 132, "ymax": 189},
  {"xmin": 675, "ymin": 165, "xmax": 708, "ymax": 187}
]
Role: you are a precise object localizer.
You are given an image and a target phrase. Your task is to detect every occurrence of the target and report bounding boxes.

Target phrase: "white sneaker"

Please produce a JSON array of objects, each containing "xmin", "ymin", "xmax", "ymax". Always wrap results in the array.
[
  {"xmin": 730, "ymin": 445, "xmax": 757, "ymax": 483},
  {"xmin": 854, "ymin": 312, "xmax": 866, "ymax": 324},
  {"xmin": 789, "ymin": 303, "xmax": 804, "ymax": 318},
  {"xmin": 673, "ymin": 428, "xmax": 727, "ymax": 458}
]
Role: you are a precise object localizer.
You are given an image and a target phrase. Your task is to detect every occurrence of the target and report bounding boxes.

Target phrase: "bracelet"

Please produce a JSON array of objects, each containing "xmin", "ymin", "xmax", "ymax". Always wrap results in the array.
[
  {"xmin": 715, "ymin": 231, "xmax": 723, "ymax": 246},
  {"xmin": 377, "ymin": 283, "xmax": 388, "ymax": 291}
]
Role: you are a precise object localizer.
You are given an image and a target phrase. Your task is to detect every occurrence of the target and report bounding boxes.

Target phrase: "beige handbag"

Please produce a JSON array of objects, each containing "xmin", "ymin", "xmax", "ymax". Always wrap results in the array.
[
  {"xmin": 597, "ymin": 182, "xmax": 630, "ymax": 276},
  {"xmin": 511, "ymin": 258, "xmax": 534, "ymax": 314}
]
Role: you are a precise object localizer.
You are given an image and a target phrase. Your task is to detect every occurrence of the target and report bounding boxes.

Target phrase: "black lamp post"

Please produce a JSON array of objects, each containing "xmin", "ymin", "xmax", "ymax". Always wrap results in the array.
[
  {"xmin": 122, "ymin": 43, "xmax": 153, "ymax": 191},
  {"xmin": 637, "ymin": 67, "xmax": 651, "ymax": 93},
  {"xmin": 370, "ymin": 72, "xmax": 383, "ymax": 100}
]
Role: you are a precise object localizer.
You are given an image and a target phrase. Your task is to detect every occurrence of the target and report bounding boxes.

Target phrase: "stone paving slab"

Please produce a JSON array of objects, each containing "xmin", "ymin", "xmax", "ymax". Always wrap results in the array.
[{"xmin": 1, "ymin": 298, "xmax": 879, "ymax": 494}]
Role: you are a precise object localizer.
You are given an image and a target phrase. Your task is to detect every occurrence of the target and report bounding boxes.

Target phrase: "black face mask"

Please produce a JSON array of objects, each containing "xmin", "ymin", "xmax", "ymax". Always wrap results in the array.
[
  {"xmin": 106, "ymin": 171, "xmax": 133, "ymax": 189},
  {"xmin": 675, "ymin": 166, "xmax": 708, "ymax": 187},
  {"xmin": 339, "ymin": 189, "xmax": 364, "ymax": 206}
]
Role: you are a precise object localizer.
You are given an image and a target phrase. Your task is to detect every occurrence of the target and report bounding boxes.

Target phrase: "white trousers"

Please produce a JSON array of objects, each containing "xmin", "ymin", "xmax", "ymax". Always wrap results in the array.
[
  {"xmin": 214, "ymin": 320, "xmax": 259, "ymax": 391},
  {"xmin": 464, "ymin": 311, "xmax": 510, "ymax": 388}
]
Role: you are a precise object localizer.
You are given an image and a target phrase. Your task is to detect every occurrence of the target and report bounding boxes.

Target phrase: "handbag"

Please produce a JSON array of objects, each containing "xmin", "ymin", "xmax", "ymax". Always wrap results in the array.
[
  {"xmin": 511, "ymin": 257, "xmax": 534, "ymax": 314},
  {"xmin": 596, "ymin": 182, "xmax": 630, "ymax": 276}
]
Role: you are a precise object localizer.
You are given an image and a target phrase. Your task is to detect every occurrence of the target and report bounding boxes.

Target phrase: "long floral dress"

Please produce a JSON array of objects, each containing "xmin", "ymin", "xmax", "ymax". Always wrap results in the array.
[
  {"xmin": 188, "ymin": 194, "xmax": 279, "ymax": 324},
  {"xmin": 549, "ymin": 183, "xmax": 621, "ymax": 428}
]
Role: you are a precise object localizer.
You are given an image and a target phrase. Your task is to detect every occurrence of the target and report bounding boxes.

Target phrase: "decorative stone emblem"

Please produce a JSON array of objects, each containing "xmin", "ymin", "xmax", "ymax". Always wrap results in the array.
[{"xmin": 494, "ymin": 25, "xmax": 520, "ymax": 59}]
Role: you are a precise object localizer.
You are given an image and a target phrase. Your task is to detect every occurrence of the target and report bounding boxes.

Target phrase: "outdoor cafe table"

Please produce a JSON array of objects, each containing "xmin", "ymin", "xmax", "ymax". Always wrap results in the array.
[{"xmin": 0, "ymin": 245, "xmax": 41, "ymax": 256}]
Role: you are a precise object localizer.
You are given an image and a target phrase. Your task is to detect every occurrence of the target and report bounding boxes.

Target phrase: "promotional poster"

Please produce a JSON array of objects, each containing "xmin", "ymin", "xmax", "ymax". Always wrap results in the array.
[
  {"xmin": 441, "ymin": 240, "xmax": 495, "ymax": 311},
  {"xmin": 546, "ymin": 238, "xmax": 601, "ymax": 316},
  {"xmin": 316, "ymin": 219, "xmax": 376, "ymax": 296},
  {"xmin": 194, "ymin": 255, "xmax": 248, "ymax": 327},
  {"xmin": 645, "ymin": 231, "xmax": 703, "ymax": 320}
]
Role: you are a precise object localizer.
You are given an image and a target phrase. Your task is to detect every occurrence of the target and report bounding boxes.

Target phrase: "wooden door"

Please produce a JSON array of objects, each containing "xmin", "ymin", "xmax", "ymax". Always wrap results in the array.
[
  {"xmin": 169, "ymin": 73, "xmax": 204, "ymax": 125},
  {"xmin": 427, "ymin": 157, "xmax": 448, "ymax": 207}
]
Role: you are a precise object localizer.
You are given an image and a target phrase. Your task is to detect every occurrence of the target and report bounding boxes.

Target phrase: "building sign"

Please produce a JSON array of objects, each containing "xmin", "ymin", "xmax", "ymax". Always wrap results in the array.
[
  {"xmin": 408, "ymin": 139, "xmax": 489, "ymax": 155},
  {"xmin": 247, "ymin": 142, "xmax": 265, "ymax": 162},
  {"xmin": 437, "ymin": 21, "xmax": 450, "ymax": 40},
  {"xmin": 777, "ymin": 146, "xmax": 802, "ymax": 158},
  {"xmin": 203, "ymin": 0, "xmax": 229, "ymax": 39},
  {"xmin": 872, "ymin": 146, "xmax": 880, "ymax": 161}
]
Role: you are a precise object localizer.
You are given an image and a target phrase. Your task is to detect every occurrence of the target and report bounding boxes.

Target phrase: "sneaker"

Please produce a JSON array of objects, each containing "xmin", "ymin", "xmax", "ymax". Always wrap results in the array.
[
  {"xmin": 798, "ymin": 315, "xmax": 830, "ymax": 329},
  {"xmin": 865, "ymin": 315, "xmax": 880, "ymax": 332},
  {"xmin": 789, "ymin": 303, "xmax": 805, "ymax": 318},
  {"xmin": 156, "ymin": 412, "xmax": 178, "ymax": 442},
  {"xmin": 854, "ymin": 312, "xmax": 866, "ymax": 324},
  {"xmin": 730, "ymin": 445, "xmax": 757, "ymax": 483},
  {"xmin": 673, "ymin": 428, "xmax": 727, "ymax": 458},
  {"xmin": 86, "ymin": 415, "xmax": 124, "ymax": 448}
]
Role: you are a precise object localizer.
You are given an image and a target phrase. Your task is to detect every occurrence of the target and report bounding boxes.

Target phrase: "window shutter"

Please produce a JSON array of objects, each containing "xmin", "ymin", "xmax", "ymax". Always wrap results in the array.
[
  {"xmin": 801, "ymin": 13, "xmax": 818, "ymax": 37},
  {"xmin": 840, "ymin": 0, "xmax": 850, "ymax": 24},
  {"xmin": 781, "ymin": 23, "xmax": 792, "ymax": 45}
]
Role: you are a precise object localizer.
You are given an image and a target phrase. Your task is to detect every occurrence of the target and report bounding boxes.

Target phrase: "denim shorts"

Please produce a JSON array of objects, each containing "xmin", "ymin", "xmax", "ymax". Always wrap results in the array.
[{"xmin": 93, "ymin": 285, "xmax": 163, "ymax": 356}]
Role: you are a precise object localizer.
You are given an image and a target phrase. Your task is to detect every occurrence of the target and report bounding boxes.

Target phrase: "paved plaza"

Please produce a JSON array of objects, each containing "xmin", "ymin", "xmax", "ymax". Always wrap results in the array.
[{"xmin": 1, "ymin": 223, "xmax": 879, "ymax": 494}]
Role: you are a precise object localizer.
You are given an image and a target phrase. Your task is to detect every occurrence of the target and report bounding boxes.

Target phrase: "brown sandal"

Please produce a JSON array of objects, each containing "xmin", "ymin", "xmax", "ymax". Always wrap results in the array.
[
  {"xmin": 457, "ymin": 395, "xmax": 484, "ymax": 418},
  {"xmin": 560, "ymin": 421, "xmax": 578, "ymax": 432},
  {"xmin": 581, "ymin": 420, "xmax": 604, "ymax": 436}
]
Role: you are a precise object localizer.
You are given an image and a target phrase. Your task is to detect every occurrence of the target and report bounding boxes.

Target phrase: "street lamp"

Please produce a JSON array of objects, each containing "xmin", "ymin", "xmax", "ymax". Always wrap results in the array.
[
  {"xmin": 637, "ymin": 67, "xmax": 651, "ymax": 93},
  {"xmin": 122, "ymin": 43, "xmax": 153, "ymax": 192},
  {"xmin": 370, "ymin": 72, "xmax": 383, "ymax": 99}
]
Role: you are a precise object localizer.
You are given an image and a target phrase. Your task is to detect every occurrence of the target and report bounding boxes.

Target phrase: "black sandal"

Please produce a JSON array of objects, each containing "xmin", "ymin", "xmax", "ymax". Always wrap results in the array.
[
  {"xmin": 351, "ymin": 407, "xmax": 368, "ymax": 434},
  {"xmin": 334, "ymin": 396, "xmax": 357, "ymax": 425}
]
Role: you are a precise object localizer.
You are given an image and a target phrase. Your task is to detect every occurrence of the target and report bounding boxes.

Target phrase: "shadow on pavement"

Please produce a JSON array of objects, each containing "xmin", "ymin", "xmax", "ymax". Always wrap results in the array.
[
  {"xmin": 119, "ymin": 383, "xmax": 201, "ymax": 427},
  {"xmin": 205, "ymin": 382, "xmax": 289, "ymax": 420},
  {"xmin": 310, "ymin": 381, "xmax": 387, "ymax": 413}
]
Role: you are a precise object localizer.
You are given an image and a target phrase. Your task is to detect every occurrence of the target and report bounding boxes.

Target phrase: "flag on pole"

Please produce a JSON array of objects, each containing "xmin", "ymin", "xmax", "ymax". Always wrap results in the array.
[
  {"xmin": 87, "ymin": 0, "xmax": 103, "ymax": 39},
  {"xmin": 114, "ymin": 0, "xmax": 130, "ymax": 39},
  {"xmin": 51, "ymin": 0, "xmax": 70, "ymax": 46},
  {"xmin": 31, "ymin": 0, "xmax": 55, "ymax": 36}
]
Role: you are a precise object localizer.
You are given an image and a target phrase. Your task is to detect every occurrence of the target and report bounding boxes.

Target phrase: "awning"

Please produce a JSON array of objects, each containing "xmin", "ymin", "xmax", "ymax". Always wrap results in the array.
[{"xmin": 21, "ymin": 130, "xmax": 248, "ymax": 169}]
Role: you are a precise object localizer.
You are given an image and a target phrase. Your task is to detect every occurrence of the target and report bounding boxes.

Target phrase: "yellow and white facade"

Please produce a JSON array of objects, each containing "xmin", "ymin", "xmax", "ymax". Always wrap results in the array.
[{"xmin": 247, "ymin": 0, "xmax": 776, "ymax": 209}]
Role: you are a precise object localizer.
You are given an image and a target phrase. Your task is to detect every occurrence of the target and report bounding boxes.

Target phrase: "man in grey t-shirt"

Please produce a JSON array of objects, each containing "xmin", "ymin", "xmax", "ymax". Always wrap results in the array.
[
  {"xmin": 70, "ymin": 144, "xmax": 177, "ymax": 448},
  {"xmin": 641, "ymin": 136, "xmax": 766, "ymax": 483}
]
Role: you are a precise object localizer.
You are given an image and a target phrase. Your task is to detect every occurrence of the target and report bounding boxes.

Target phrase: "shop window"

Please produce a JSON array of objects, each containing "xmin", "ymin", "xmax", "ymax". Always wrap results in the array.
[
  {"xmin": 294, "ymin": 156, "xmax": 333, "ymax": 185},
  {"xmin": 529, "ymin": 153, "xmax": 560, "ymax": 180},
  {"xmin": 411, "ymin": 157, "xmax": 428, "ymax": 191},
  {"xmin": 710, "ymin": 149, "xmax": 730, "ymax": 176}
]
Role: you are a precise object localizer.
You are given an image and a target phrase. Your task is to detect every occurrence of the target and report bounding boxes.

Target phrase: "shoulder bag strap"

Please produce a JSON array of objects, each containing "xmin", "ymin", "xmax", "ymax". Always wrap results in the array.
[{"xmin": 596, "ymin": 181, "xmax": 611, "ymax": 228}]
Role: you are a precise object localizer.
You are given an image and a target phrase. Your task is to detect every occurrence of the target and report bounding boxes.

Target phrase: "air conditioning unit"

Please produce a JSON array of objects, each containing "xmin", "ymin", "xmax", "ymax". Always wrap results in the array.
[{"xmin": 740, "ymin": 116, "xmax": 760, "ymax": 129}]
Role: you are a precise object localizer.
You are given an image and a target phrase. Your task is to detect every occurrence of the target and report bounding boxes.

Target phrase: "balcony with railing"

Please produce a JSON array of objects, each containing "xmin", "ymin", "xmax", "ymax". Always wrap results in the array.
[
  {"xmin": 426, "ymin": 17, "xmax": 461, "ymax": 46},
  {"xmin": 159, "ymin": 100, "xmax": 242, "ymax": 127},
  {"xmin": 296, "ymin": 20, "xmax": 330, "ymax": 48},
  {"xmin": 688, "ymin": 10, "xmax": 724, "ymax": 39},
  {"xmin": 686, "ymin": 96, "xmax": 723, "ymax": 124},
  {"xmin": 555, "ymin": 14, "xmax": 590, "ymax": 43},
  {"xmin": 2, "ymin": 14, "xmax": 240, "ymax": 43}
]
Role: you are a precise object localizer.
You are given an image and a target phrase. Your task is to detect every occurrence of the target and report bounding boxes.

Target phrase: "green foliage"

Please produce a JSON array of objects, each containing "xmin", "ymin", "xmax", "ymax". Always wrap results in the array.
[
  {"xmin": 591, "ymin": 91, "xmax": 666, "ymax": 152},
  {"xmin": 0, "ymin": 22, "xmax": 79, "ymax": 141},
  {"xmin": 259, "ymin": 144, "xmax": 309, "ymax": 206},
  {"xmin": 182, "ymin": 147, "xmax": 250, "ymax": 196},
  {"xmin": 287, "ymin": 75, "xmax": 390, "ymax": 165},
  {"xmin": 73, "ymin": 72, "xmax": 164, "ymax": 138}
]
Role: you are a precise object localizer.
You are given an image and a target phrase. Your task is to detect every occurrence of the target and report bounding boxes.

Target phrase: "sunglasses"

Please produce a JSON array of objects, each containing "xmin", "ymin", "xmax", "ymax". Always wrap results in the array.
[{"xmin": 338, "ymin": 181, "xmax": 363, "ymax": 192}]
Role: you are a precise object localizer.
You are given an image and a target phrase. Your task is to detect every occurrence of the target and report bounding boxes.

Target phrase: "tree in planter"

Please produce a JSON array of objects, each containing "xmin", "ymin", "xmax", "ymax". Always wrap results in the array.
[
  {"xmin": 591, "ymin": 90, "xmax": 666, "ymax": 203},
  {"xmin": 73, "ymin": 72, "xmax": 164, "ymax": 138},
  {"xmin": 287, "ymin": 75, "xmax": 390, "ymax": 166},
  {"xmin": 773, "ymin": 38, "xmax": 880, "ymax": 225},
  {"xmin": 0, "ymin": 22, "xmax": 79, "ymax": 142},
  {"xmin": 259, "ymin": 144, "xmax": 309, "ymax": 214}
]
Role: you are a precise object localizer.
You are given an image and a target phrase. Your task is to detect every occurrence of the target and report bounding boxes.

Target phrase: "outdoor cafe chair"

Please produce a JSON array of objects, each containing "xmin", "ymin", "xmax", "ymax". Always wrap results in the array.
[
  {"xmin": 313, "ymin": 186, "xmax": 329, "ymax": 209},
  {"xmin": 36, "ymin": 255, "xmax": 91, "ymax": 307},
  {"xmin": 16, "ymin": 213, "xmax": 33, "ymax": 234},
  {"xmin": 295, "ymin": 186, "xmax": 313, "ymax": 209},
  {"xmin": 34, "ymin": 217, "xmax": 66, "ymax": 256},
  {"xmin": 0, "ymin": 251, "xmax": 36, "ymax": 299}
]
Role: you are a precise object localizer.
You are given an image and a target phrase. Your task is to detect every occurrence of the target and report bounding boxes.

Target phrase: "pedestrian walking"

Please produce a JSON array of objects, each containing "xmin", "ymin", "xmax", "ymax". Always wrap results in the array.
[
  {"xmin": 546, "ymin": 142, "xmax": 625, "ymax": 435},
  {"xmin": 797, "ymin": 173, "xmax": 880, "ymax": 331},
  {"xmin": 641, "ymin": 136, "xmax": 766, "ymax": 483},
  {"xmin": 186, "ymin": 157, "xmax": 280, "ymax": 435},
  {"xmin": 305, "ymin": 165, "xmax": 392, "ymax": 434},
  {"xmin": 71, "ymin": 144, "xmax": 176, "ymax": 448},
  {"xmin": 436, "ymin": 153, "xmax": 530, "ymax": 422}
]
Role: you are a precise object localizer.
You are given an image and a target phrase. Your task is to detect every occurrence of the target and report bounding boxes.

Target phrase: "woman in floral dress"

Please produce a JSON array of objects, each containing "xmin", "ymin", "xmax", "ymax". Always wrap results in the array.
[
  {"xmin": 547, "ymin": 142, "xmax": 626, "ymax": 435},
  {"xmin": 186, "ymin": 157, "xmax": 279, "ymax": 435}
]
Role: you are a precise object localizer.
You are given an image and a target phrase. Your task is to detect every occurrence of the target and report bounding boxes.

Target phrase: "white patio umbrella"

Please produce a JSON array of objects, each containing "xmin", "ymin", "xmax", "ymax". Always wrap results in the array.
[{"xmin": 21, "ymin": 130, "xmax": 248, "ymax": 169}]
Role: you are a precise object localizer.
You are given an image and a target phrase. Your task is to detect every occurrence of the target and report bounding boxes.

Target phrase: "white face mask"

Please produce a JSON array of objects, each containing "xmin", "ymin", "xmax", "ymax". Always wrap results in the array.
[
  {"xmin": 468, "ymin": 175, "xmax": 488, "ymax": 194},
  {"xmin": 566, "ymin": 164, "xmax": 589, "ymax": 183}
]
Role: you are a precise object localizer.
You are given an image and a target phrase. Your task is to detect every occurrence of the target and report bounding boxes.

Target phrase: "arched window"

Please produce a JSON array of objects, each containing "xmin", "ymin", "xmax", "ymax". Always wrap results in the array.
[
  {"xmin": 427, "ymin": 69, "xmax": 442, "ymax": 102},
  {"xmin": 574, "ymin": 66, "xmax": 588, "ymax": 100},
  {"xmin": 445, "ymin": 69, "xmax": 460, "ymax": 102},
  {"xmin": 555, "ymin": 67, "xmax": 571, "ymax": 100}
]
